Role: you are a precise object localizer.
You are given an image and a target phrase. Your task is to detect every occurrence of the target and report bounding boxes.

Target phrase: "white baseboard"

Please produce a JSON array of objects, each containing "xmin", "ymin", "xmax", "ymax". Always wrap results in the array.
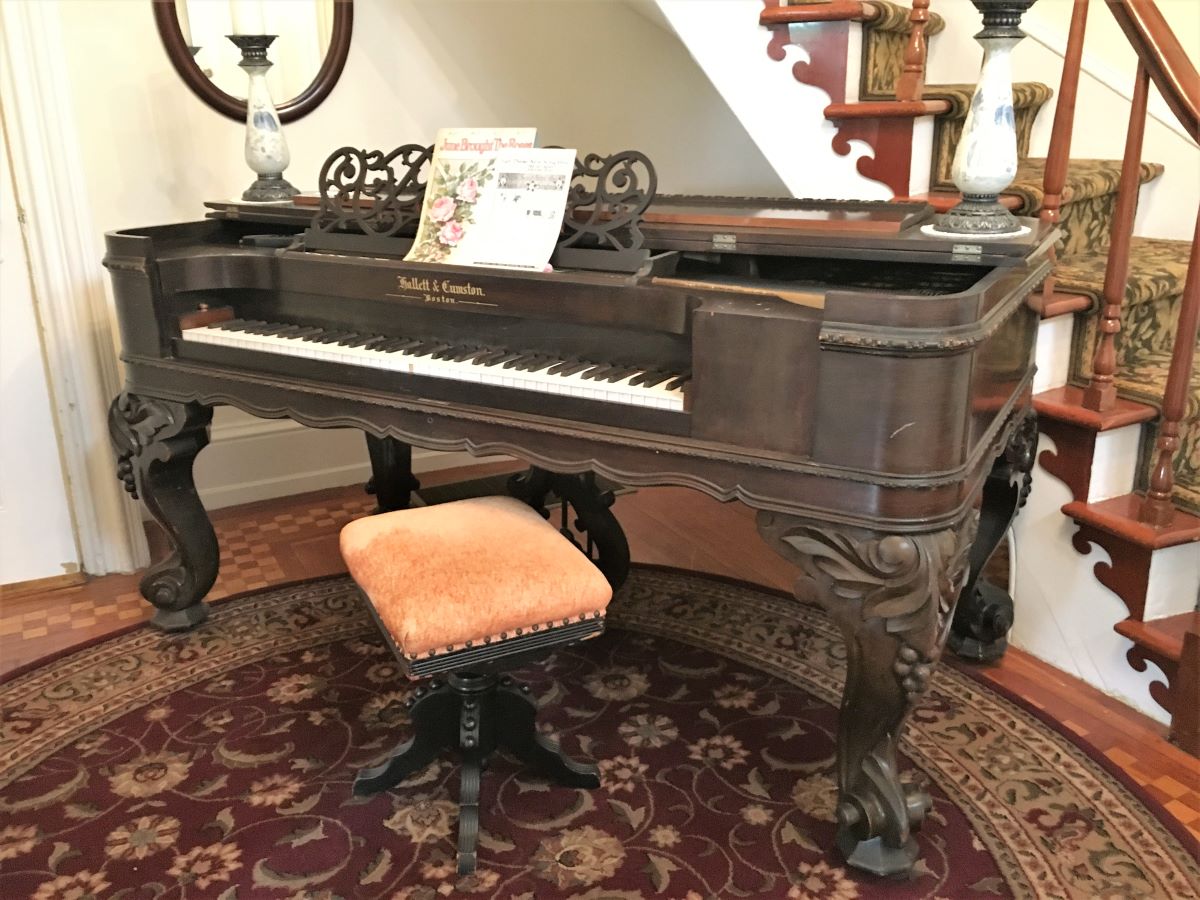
[{"xmin": 189, "ymin": 409, "xmax": 510, "ymax": 510}]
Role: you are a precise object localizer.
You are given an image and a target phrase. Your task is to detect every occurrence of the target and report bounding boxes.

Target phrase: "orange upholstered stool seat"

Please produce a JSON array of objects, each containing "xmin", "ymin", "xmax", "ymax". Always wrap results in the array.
[
  {"xmin": 340, "ymin": 495, "xmax": 614, "ymax": 875},
  {"xmin": 340, "ymin": 496, "xmax": 613, "ymax": 670}
]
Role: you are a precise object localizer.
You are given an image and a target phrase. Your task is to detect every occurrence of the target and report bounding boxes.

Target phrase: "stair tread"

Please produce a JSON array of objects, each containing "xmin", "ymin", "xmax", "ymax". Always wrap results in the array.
[
  {"xmin": 924, "ymin": 81, "xmax": 1053, "ymax": 118},
  {"xmin": 1006, "ymin": 158, "xmax": 1165, "ymax": 217},
  {"xmin": 1053, "ymin": 236, "xmax": 1192, "ymax": 313},
  {"xmin": 1034, "ymin": 385, "xmax": 1159, "ymax": 431},
  {"xmin": 1063, "ymin": 493, "xmax": 1200, "ymax": 550},
  {"xmin": 1115, "ymin": 613, "xmax": 1200, "ymax": 663}
]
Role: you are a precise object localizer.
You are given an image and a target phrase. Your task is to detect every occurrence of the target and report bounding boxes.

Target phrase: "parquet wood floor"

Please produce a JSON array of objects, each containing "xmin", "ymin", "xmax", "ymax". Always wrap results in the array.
[{"xmin": 2, "ymin": 466, "xmax": 1197, "ymax": 843}]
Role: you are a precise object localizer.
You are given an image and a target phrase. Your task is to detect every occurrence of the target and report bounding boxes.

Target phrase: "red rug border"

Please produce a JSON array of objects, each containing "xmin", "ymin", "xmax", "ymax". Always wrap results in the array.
[{"xmin": 4, "ymin": 563, "xmax": 1196, "ymax": 857}]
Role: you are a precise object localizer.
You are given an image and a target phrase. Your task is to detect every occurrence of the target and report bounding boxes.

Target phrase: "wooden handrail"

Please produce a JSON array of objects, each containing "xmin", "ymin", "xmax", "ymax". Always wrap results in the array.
[{"xmin": 1107, "ymin": 0, "xmax": 1200, "ymax": 141}]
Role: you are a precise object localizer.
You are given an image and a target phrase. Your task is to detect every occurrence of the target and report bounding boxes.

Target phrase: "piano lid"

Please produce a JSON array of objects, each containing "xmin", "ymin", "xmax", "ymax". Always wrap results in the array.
[{"xmin": 203, "ymin": 142, "xmax": 1054, "ymax": 269}]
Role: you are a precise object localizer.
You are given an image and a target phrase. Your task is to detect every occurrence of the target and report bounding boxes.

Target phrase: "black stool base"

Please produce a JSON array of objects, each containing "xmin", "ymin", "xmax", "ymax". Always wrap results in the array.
[{"xmin": 354, "ymin": 673, "xmax": 599, "ymax": 876}]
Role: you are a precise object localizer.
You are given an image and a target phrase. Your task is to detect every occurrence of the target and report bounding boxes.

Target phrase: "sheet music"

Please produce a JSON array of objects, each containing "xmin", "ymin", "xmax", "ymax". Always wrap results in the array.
[{"xmin": 406, "ymin": 128, "xmax": 575, "ymax": 272}]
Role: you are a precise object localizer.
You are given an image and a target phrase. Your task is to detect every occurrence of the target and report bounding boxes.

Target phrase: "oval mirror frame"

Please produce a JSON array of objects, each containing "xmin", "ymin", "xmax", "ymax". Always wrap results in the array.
[{"xmin": 152, "ymin": 0, "xmax": 353, "ymax": 124}]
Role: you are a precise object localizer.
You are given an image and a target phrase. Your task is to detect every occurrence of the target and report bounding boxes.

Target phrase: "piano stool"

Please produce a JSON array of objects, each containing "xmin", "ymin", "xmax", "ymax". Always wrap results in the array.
[{"xmin": 339, "ymin": 496, "xmax": 613, "ymax": 875}]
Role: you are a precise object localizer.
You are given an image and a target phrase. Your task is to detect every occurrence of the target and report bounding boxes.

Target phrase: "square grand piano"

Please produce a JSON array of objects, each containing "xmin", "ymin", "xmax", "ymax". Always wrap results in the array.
[{"xmin": 104, "ymin": 148, "xmax": 1052, "ymax": 876}]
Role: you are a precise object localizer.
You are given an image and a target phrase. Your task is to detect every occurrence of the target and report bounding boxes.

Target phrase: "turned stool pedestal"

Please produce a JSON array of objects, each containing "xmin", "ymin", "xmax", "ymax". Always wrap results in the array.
[{"xmin": 340, "ymin": 495, "xmax": 614, "ymax": 875}]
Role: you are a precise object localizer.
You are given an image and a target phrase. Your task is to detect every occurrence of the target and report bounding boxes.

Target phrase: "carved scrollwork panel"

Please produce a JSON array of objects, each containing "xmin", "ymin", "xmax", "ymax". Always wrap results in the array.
[
  {"xmin": 310, "ymin": 144, "xmax": 433, "ymax": 238},
  {"xmin": 557, "ymin": 150, "xmax": 656, "ymax": 257}
]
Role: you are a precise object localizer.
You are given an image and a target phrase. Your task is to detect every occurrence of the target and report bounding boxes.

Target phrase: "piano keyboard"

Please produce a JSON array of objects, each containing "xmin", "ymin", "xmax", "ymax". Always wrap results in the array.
[{"xmin": 181, "ymin": 320, "xmax": 689, "ymax": 411}]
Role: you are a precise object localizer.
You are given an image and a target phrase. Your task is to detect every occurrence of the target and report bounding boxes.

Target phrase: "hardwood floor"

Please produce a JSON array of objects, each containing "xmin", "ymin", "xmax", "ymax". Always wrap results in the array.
[{"xmin": 2, "ymin": 465, "xmax": 1197, "ymax": 843}]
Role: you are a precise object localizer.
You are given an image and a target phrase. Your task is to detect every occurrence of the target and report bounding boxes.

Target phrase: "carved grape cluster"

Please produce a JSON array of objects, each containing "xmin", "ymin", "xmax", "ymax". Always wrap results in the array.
[{"xmin": 894, "ymin": 643, "xmax": 934, "ymax": 701}]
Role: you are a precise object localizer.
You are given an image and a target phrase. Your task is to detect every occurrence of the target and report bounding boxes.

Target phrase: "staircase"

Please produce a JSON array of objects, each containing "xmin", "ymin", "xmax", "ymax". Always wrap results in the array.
[{"xmin": 659, "ymin": 0, "xmax": 1200, "ymax": 752}]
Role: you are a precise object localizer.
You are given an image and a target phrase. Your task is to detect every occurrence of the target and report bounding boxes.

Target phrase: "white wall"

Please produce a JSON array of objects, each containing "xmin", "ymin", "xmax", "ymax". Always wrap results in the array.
[
  {"xmin": 927, "ymin": 0, "xmax": 1200, "ymax": 241},
  {"xmin": 51, "ymin": 0, "xmax": 788, "ymax": 509},
  {"xmin": 0, "ymin": 126, "xmax": 80, "ymax": 584},
  {"xmin": 654, "ymin": 0, "xmax": 891, "ymax": 200}
]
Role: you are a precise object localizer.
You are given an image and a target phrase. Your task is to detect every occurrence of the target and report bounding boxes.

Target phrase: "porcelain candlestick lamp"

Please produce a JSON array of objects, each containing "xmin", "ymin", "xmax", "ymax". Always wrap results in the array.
[
  {"xmin": 928, "ymin": 0, "xmax": 1036, "ymax": 238},
  {"xmin": 228, "ymin": 34, "xmax": 298, "ymax": 202}
]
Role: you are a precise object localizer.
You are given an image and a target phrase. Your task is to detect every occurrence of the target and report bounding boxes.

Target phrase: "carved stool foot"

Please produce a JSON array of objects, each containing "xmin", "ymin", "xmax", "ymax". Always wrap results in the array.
[
  {"xmin": 353, "ymin": 682, "xmax": 456, "ymax": 796},
  {"xmin": 495, "ymin": 680, "xmax": 599, "ymax": 788}
]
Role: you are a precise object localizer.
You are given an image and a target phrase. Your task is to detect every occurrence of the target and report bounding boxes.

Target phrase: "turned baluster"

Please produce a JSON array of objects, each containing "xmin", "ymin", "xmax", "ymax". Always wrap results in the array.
[
  {"xmin": 1140, "ymin": 211, "xmax": 1200, "ymax": 527},
  {"xmin": 1082, "ymin": 63, "xmax": 1150, "ymax": 411},
  {"xmin": 1036, "ymin": 0, "xmax": 1089, "ymax": 310},
  {"xmin": 895, "ymin": 0, "xmax": 931, "ymax": 102}
]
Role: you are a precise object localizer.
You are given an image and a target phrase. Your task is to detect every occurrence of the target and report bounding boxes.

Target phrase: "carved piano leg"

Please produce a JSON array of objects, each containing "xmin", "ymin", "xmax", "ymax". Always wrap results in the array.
[
  {"xmin": 950, "ymin": 409, "xmax": 1038, "ymax": 662},
  {"xmin": 508, "ymin": 468, "xmax": 630, "ymax": 590},
  {"xmin": 108, "ymin": 393, "xmax": 218, "ymax": 632},
  {"xmin": 758, "ymin": 512, "xmax": 977, "ymax": 877},
  {"xmin": 364, "ymin": 435, "xmax": 421, "ymax": 513}
]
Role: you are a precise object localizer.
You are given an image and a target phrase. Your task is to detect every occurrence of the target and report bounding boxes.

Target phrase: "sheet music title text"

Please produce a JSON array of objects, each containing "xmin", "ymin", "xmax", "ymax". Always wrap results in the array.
[{"xmin": 438, "ymin": 137, "xmax": 535, "ymax": 153}]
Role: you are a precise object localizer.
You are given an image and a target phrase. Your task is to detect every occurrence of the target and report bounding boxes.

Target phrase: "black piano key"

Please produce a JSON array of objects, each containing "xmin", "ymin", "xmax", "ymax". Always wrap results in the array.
[
  {"xmin": 241, "ymin": 321, "xmax": 277, "ymax": 334},
  {"xmin": 432, "ymin": 345, "xmax": 464, "ymax": 360},
  {"xmin": 638, "ymin": 371, "xmax": 675, "ymax": 388},
  {"xmin": 393, "ymin": 339, "xmax": 424, "ymax": 351},
  {"xmin": 581, "ymin": 365, "xmax": 613, "ymax": 381},
  {"xmin": 337, "ymin": 334, "xmax": 375, "ymax": 347},
  {"xmin": 665, "ymin": 371, "xmax": 691, "ymax": 391},
  {"xmin": 517, "ymin": 356, "xmax": 555, "ymax": 372},
  {"xmin": 603, "ymin": 367, "xmax": 638, "ymax": 383},
  {"xmin": 470, "ymin": 349, "xmax": 507, "ymax": 365},
  {"xmin": 312, "ymin": 330, "xmax": 354, "ymax": 344},
  {"xmin": 451, "ymin": 347, "xmax": 482, "ymax": 362},
  {"xmin": 503, "ymin": 355, "xmax": 535, "ymax": 370},
  {"xmin": 490, "ymin": 351, "xmax": 523, "ymax": 367},
  {"xmin": 372, "ymin": 338, "xmax": 407, "ymax": 353},
  {"xmin": 360, "ymin": 336, "xmax": 390, "ymax": 350},
  {"xmin": 626, "ymin": 370, "xmax": 653, "ymax": 386},
  {"xmin": 545, "ymin": 358, "xmax": 581, "ymax": 376},
  {"xmin": 213, "ymin": 318, "xmax": 249, "ymax": 331},
  {"xmin": 555, "ymin": 360, "xmax": 594, "ymax": 377}
]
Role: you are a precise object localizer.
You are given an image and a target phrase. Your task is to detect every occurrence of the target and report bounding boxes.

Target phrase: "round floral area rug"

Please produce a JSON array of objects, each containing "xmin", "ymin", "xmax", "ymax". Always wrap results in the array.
[{"xmin": 1, "ymin": 569, "xmax": 1196, "ymax": 900}]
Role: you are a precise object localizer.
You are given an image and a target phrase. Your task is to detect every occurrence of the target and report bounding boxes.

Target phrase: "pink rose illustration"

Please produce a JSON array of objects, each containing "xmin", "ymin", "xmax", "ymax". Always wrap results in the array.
[
  {"xmin": 456, "ymin": 177, "xmax": 479, "ymax": 203},
  {"xmin": 438, "ymin": 221, "xmax": 465, "ymax": 246},
  {"xmin": 430, "ymin": 196, "xmax": 457, "ymax": 222}
]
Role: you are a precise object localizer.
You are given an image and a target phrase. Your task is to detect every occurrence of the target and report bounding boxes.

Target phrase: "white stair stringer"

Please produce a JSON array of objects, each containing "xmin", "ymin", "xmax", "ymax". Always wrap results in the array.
[
  {"xmin": 653, "ymin": 0, "xmax": 890, "ymax": 199},
  {"xmin": 1009, "ymin": 428, "xmax": 1169, "ymax": 724}
]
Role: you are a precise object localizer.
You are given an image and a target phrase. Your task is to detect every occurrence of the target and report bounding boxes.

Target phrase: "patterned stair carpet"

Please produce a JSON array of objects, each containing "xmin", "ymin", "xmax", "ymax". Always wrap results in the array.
[{"xmin": 2, "ymin": 569, "xmax": 1197, "ymax": 899}]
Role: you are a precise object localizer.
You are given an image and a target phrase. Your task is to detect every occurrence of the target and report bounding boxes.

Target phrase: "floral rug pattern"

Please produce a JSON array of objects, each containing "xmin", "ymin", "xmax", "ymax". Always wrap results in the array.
[{"xmin": 2, "ymin": 571, "xmax": 1197, "ymax": 899}]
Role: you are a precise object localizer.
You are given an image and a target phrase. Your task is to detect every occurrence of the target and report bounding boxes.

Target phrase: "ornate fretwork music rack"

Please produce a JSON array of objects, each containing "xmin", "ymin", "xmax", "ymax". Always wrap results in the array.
[{"xmin": 303, "ymin": 143, "xmax": 658, "ymax": 273}]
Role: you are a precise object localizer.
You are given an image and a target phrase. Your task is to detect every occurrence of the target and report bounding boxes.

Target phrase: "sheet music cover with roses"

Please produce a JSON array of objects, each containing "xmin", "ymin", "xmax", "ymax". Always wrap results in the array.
[{"xmin": 405, "ymin": 128, "xmax": 574, "ymax": 272}]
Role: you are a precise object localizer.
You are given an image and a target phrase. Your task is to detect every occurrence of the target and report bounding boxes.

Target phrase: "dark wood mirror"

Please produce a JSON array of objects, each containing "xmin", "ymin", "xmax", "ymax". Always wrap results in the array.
[{"xmin": 152, "ymin": 0, "xmax": 353, "ymax": 124}]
